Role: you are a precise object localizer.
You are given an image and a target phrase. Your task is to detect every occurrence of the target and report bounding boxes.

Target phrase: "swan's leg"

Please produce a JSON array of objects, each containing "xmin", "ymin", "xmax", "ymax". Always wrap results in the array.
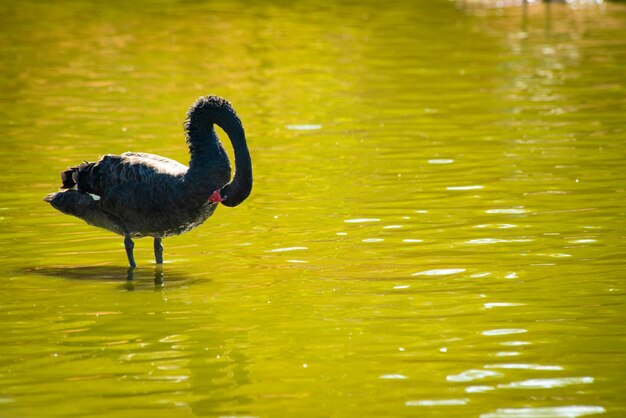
[
  {"xmin": 154, "ymin": 237, "xmax": 164, "ymax": 264},
  {"xmin": 154, "ymin": 264, "xmax": 164, "ymax": 286},
  {"xmin": 124, "ymin": 234, "xmax": 136, "ymax": 268}
]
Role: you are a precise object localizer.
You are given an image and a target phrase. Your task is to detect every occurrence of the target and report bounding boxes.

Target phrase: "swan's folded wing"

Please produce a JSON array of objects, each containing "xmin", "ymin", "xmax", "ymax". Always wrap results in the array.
[
  {"xmin": 120, "ymin": 152, "xmax": 188, "ymax": 173},
  {"xmin": 77, "ymin": 153, "xmax": 188, "ymax": 197}
]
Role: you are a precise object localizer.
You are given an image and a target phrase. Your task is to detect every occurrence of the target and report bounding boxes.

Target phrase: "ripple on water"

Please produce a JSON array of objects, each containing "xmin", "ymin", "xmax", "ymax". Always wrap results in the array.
[
  {"xmin": 379, "ymin": 374, "xmax": 408, "ymax": 380},
  {"xmin": 134, "ymin": 375, "xmax": 189, "ymax": 383},
  {"xmin": 500, "ymin": 341, "xmax": 531, "ymax": 347},
  {"xmin": 485, "ymin": 208, "xmax": 527, "ymax": 214},
  {"xmin": 428, "ymin": 159, "xmax": 454, "ymax": 164},
  {"xmin": 475, "ymin": 224, "xmax": 518, "ymax": 229},
  {"xmin": 466, "ymin": 238, "xmax": 508, "ymax": 244},
  {"xmin": 447, "ymin": 369, "xmax": 503, "ymax": 382},
  {"xmin": 466, "ymin": 238, "xmax": 532, "ymax": 245},
  {"xmin": 485, "ymin": 364, "xmax": 563, "ymax": 371},
  {"xmin": 412, "ymin": 268, "xmax": 466, "ymax": 276},
  {"xmin": 158, "ymin": 334, "xmax": 189, "ymax": 343},
  {"xmin": 482, "ymin": 329, "xmax": 527, "ymax": 336},
  {"xmin": 498, "ymin": 377, "xmax": 594, "ymax": 389},
  {"xmin": 266, "ymin": 246, "xmax": 308, "ymax": 253},
  {"xmin": 344, "ymin": 218, "xmax": 380, "ymax": 223},
  {"xmin": 495, "ymin": 352, "xmax": 521, "ymax": 357},
  {"xmin": 406, "ymin": 399, "xmax": 468, "ymax": 407},
  {"xmin": 465, "ymin": 386, "xmax": 495, "ymax": 393},
  {"xmin": 480, "ymin": 406, "xmax": 606, "ymax": 418},
  {"xmin": 120, "ymin": 351, "xmax": 184, "ymax": 362},
  {"xmin": 447, "ymin": 185, "xmax": 484, "ymax": 191},
  {"xmin": 285, "ymin": 124, "xmax": 322, "ymax": 130},
  {"xmin": 484, "ymin": 302, "xmax": 524, "ymax": 309}
]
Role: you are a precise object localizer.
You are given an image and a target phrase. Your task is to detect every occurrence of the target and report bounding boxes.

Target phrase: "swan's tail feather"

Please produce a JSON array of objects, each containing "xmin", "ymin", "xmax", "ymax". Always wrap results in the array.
[
  {"xmin": 43, "ymin": 189, "xmax": 125, "ymax": 235},
  {"xmin": 60, "ymin": 162, "xmax": 97, "ymax": 190},
  {"xmin": 61, "ymin": 167, "xmax": 78, "ymax": 188}
]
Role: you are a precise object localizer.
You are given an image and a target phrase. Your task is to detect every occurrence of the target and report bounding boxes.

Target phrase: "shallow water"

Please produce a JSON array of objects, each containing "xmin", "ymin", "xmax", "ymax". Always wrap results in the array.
[{"xmin": 1, "ymin": 1, "xmax": 626, "ymax": 417}]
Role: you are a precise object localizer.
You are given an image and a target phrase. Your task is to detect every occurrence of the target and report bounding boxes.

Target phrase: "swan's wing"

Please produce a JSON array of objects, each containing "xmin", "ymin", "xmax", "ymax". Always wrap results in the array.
[
  {"xmin": 120, "ymin": 152, "xmax": 188, "ymax": 174},
  {"xmin": 66, "ymin": 152, "xmax": 187, "ymax": 197}
]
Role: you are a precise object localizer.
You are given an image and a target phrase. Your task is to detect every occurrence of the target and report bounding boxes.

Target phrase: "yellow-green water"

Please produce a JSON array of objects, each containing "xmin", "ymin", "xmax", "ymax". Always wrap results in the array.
[{"xmin": 1, "ymin": 1, "xmax": 625, "ymax": 417}]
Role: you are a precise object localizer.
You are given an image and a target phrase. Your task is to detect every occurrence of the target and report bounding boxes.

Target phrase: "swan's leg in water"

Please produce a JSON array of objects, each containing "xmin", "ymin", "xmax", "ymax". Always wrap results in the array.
[
  {"xmin": 154, "ymin": 237, "xmax": 164, "ymax": 264},
  {"xmin": 154, "ymin": 264, "xmax": 164, "ymax": 285},
  {"xmin": 124, "ymin": 233, "xmax": 136, "ymax": 268}
]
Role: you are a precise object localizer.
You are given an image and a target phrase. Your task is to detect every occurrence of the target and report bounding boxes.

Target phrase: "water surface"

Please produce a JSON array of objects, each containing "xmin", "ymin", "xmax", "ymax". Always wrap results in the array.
[{"xmin": 1, "ymin": 1, "xmax": 625, "ymax": 417}]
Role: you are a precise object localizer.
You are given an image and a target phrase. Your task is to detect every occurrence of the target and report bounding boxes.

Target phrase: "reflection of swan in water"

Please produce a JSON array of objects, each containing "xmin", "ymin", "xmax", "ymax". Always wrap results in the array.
[
  {"xmin": 24, "ymin": 265, "xmax": 194, "ymax": 289},
  {"xmin": 44, "ymin": 96, "xmax": 253, "ymax": 268},
  {"xmin": 126, "ymin": 265, "xmax": 164, "ymax": 289}
]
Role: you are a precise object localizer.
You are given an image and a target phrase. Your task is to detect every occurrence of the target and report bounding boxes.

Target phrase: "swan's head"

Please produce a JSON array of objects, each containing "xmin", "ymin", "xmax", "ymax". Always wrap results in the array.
[{"xmin": 209, "ymin": 178, "xmax": 252, "ymax": 208}]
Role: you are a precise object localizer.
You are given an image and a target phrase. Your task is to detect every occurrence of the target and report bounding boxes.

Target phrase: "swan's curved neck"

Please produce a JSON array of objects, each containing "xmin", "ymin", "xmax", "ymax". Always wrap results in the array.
[{"xmin": 183, "ymin": 97, "xmax": 252, "ymax": 206}]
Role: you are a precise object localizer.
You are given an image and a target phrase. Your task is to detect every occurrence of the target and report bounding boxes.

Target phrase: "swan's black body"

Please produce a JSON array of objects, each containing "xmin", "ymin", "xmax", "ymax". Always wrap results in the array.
[{"xmin": 44, "ymin": 96, "xmax": 252, "ymax": 267}]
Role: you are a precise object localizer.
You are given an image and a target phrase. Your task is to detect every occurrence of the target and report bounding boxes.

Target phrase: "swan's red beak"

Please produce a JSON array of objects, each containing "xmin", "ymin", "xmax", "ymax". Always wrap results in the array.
[{"xmin": 209, "ymin": 190, "xmax": 224, "ymax": 203}]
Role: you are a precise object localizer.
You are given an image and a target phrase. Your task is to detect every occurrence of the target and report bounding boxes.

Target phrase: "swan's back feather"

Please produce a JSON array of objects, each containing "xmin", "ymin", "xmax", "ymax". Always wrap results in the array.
[
  {"xmin": 72, "ymin": 152, "xmax": 187, "ymax": 197},
  {"xmin": 120, "ymin": 152, "xmax": 188, "ymax": 174}
]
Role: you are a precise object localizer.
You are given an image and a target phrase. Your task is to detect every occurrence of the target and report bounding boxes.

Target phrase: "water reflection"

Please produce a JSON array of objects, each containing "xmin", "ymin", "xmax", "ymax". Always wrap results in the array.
[
  {"xmin": 125, "ymin": 265, "xmax": 164, "ymax": 290},
  {"xmin": 24, "ymin": 265, "xmax": 193, "ymax": 290}
]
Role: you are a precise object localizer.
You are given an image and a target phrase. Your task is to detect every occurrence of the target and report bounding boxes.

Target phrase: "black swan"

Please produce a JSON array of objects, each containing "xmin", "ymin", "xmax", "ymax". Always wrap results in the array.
[{"xmin": 44, "ymin": 96, "xmax": 252, "ymax": 268}]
